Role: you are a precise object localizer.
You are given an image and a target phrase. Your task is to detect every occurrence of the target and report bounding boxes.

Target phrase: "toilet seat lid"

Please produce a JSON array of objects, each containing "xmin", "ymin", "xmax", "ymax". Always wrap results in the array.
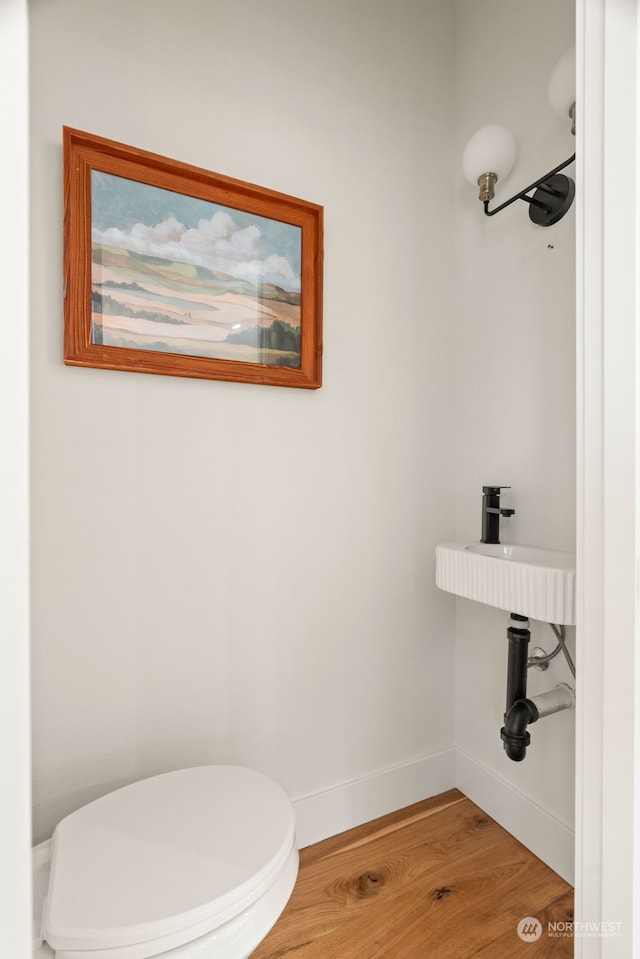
[{"xmin": 43, "ymin": 766, "xmax": 296, "ymax": 954}]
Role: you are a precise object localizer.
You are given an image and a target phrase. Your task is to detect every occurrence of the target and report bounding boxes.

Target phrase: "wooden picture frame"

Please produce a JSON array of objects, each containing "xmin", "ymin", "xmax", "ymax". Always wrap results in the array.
[{"xmin": 63, "ymin": 127, "xmax": 323, "ymax": 388}]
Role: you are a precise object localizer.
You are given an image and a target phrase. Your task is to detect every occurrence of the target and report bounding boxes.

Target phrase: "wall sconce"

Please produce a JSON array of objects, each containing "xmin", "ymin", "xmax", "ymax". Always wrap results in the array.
[{"xmin": 462, "ymin": 47, "xmax": 576, "ymax": 227}]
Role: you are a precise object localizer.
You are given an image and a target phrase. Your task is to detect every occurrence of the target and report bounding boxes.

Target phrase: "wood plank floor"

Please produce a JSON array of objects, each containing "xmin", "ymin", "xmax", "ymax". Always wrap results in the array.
[{"xmin": 253, "ymin": 789, "xmax": 574, "ymax": 958}]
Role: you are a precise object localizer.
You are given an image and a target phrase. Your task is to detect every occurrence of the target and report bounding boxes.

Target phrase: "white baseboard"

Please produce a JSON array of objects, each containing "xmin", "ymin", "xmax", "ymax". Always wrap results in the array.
[
  {"xmin": 292, "ymin": 748, "xmax": 456, "ymax": 849},
  {"xmin": 292, "ymin": 746, "xmax": 574, "ymax": 886},
  {"xmin": 455, "ymin": 747, "xmax": 574, "ymax": 884}
]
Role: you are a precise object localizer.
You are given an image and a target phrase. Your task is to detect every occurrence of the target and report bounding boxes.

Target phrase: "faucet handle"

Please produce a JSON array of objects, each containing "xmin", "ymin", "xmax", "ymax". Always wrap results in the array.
[{"xmin": 483, "ymin": 485, "xmax": 511, "ymax": 495}]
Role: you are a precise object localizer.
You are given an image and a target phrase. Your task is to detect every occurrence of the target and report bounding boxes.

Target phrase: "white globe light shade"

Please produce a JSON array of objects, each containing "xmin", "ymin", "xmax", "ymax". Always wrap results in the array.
[
  {"xmin": 548, "ymin": 46, "xmax": 576, "ymax": 119},
  {"xmin": 462, "ymin": 124, "xmax": 517, "ymax": 186}
]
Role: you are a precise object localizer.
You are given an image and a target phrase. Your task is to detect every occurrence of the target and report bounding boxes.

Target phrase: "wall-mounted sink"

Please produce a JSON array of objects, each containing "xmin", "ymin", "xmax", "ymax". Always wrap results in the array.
[{"xmin": 435, "ymin": 542, "xmax": 576, "ymax": 625}]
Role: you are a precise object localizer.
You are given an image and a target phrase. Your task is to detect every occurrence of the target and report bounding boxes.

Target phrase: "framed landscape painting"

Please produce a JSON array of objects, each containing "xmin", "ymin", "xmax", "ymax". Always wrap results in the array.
[{"xmin": 63, "ymin": 127, "xmax": 323, "ymax": 388}]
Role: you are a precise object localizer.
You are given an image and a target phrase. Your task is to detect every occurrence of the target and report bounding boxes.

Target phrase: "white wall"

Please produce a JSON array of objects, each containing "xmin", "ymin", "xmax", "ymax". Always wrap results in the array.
[
  {"xmin": 0, "ymin": 1, "xmax": 32, "ymax": 954},
  {"xmin": 29, "ymin": 0, "xmax": 457, "ymax": 843},
  {"xmin": 576, "ymin": 0, "xmax": 640, "ymax": 951},
  {"xmin": 453, "ymin": 0, "xmax": 577, "ymax": 870}
]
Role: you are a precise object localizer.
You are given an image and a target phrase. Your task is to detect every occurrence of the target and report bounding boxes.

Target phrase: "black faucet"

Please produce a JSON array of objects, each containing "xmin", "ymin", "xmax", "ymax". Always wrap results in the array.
[{"xmin": 481, "ymin": 486, "xmax": 515, "ymax": 544}]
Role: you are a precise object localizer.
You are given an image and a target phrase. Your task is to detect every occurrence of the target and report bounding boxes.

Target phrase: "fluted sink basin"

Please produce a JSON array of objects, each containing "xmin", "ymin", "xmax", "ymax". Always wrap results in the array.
[{"xmin": 435, "ymin": 542, "xmax": 576, "ymax": 625}]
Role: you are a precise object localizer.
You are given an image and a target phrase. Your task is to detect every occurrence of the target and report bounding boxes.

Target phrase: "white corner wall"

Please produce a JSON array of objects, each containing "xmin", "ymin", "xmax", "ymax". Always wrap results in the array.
[
  {"xmin": 14, "ymin": 0, "xmax": 640, "ymax": 954},
  {"xmin": 29, "ymin": 0, "xmax": 457, "ymax": 845},
  {"xmin": 453, "ymin": 0, "xmax": 576, "ymax": 881}
]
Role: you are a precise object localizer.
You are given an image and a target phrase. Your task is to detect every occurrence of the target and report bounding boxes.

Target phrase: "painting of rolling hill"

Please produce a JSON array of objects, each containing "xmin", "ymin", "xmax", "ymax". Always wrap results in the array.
[{"xmin": 64, "ymin": 131, "xmax": 322, "ymax": 388}]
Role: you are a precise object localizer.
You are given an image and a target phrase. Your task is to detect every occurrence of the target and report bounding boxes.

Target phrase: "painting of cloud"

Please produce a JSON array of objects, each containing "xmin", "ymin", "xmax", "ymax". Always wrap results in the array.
[{"xmin": 91, "ymin": 171, "xmax": 302, "ymax": 367}]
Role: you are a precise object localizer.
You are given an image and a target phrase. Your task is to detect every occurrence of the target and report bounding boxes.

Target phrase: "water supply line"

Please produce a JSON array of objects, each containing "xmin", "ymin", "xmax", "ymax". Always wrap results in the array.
[
  {"xmin": 528, "ymin": 624, "xmax": 576, "ymax": 677},
  {"xmin": 501, "ymin": 614, "xmax": 575, "ymax": 762}
]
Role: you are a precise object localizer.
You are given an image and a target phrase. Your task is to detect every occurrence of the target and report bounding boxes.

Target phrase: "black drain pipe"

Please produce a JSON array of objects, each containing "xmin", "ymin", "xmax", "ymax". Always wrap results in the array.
[
  {"xmin": 505, "ymin": 613, "xmax": 530, "ymax": 707},
  {"xmin": 501, "ymin": 699, "xmax": 540, "ymax": 762},
  {"xmin": 501, "ymin": 614, "xmax": 536, "ymax": 762},
  {"xmin": 500, "ymin": 613, "xmax": 575, "ymax": 761}
]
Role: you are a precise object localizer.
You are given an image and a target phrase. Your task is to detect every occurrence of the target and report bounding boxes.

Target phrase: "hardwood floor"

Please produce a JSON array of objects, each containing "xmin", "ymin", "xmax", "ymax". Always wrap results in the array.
[{"xmin": 253, "ymin": 789, "xmax": 574, "ymax": 958}]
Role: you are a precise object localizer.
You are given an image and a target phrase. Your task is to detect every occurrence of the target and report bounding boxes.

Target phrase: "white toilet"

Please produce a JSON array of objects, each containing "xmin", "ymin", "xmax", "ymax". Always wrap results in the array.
[{"xmin": 32, "ymin": 766, "xmax": 298, "ymax": 959}]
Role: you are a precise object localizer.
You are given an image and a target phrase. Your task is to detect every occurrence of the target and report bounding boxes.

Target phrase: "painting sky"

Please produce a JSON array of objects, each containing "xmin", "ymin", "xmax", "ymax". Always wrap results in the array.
[{"xmin": 91, "ymin": 171, "xmax": 302, "ymax": 293}]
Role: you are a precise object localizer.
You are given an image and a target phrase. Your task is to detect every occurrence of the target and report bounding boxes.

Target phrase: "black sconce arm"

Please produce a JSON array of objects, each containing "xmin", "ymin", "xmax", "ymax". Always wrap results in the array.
[{"xmin": 483, "ymin": 153, "xmax": 576, "ymax": 226}]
